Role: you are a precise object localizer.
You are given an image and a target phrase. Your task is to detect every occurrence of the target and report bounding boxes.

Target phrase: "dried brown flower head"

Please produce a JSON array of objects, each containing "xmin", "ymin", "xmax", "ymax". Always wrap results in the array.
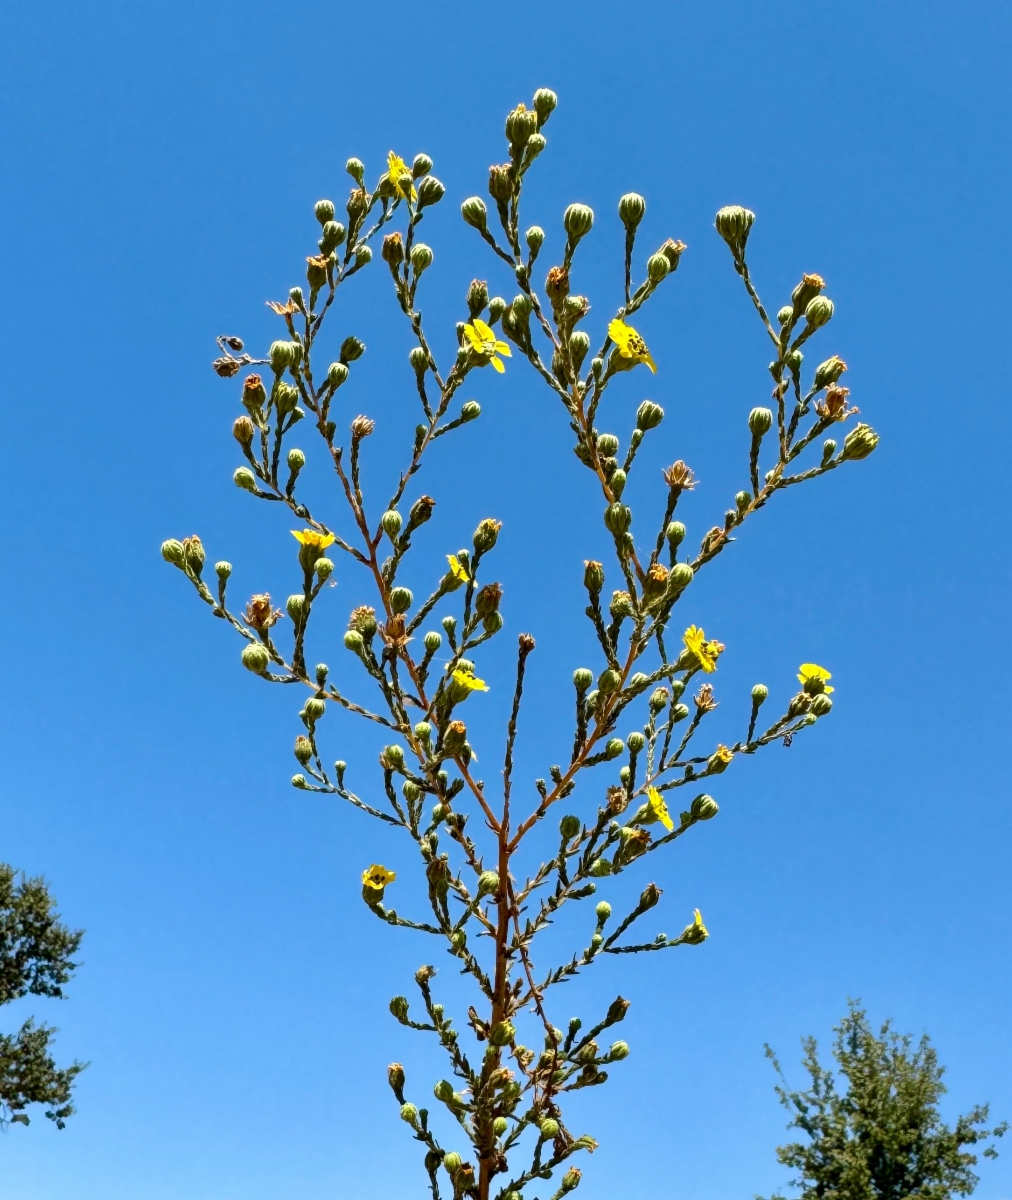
[
  {"xmin": 694, "ymin": 684, "xmax": 718, "ymax": 713},
  {"xmin": 351, "ymin": 415, "xmax": 375, "ymax": 439},
  {"xmin": 662, "ymin": 460, "xmax": 696, "ymax": 490},
  {"xmin": 244, "ymin": 593, "xmax": 282, "ymax": 630}
]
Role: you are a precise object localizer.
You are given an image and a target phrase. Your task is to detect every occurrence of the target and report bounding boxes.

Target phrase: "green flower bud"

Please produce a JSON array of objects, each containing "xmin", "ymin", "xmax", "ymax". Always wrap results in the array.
[
  {"xmin": 841, "ymin": 422, "xmax": 880, "ymax": 461},
  {"xmin": 539, "ymin": 1117, "xmax": 560, "ymax": 1139},
  {"xmin": 340, "ymin": 336, "xmax": 365, "ymax": 364},
  {"xmin": 381, "ymin": 510, "xmax": 402, "ymax": 539},
  {"xmin": 314, "ymin": 199, "xmax": 335, "ymax": 225},
  {"xmin": 286, "ymin": 595, "xmax": 305, "ymax": 624},
  {"xmin": 214, "ymin": 561, "xmax": 231, "ymax": 582},
  {"xmin": 415, "ymin": 721, "xmax": 433, "ymax": 741},
  {"xmin": 810, "ymin": 694, "xmax": 833, "ymax": 716},
  {"xmin": 561, "ymin": 1167, "xmax": 582, "ymax": 1191},
  {"xmin": 461, "ymin": 196, "xmax": 488, "ymax": 230},
  {"xmin": 569, "ymin": 330, "xmax": 590, "ymax": 372},
  {"xmin": 626, "ymin": 731, "xmax": 645, "ymax": 753},
  {"xmin": 408, "ymin": 347, "xmax": 428, "ymax": 376},
  {"xmin": 598, "ymin": 669, "xmax": 621, "ymax": 694},
  {"xmin": 690, "ymin": 794, "xmax": 719, "ymax": 820},
  {"xmin": 573, "ymin": 668, "xmax": 594, "ymax": 692},
  {"xmin": 345, "ymin": 157, "xmax": 365, "ymax": 185},
  {"xmin": 315, "ymin": 557, "xmax": 333, "ymax": 581},
  {"xmin": 596, "ymin": 433, "xmax": 620, "ymax": 457},
  {"xmin": 636, "ymin": 400, "xmax": 664, "ymax": 430},
  {"xmin": 442, "ymin": 1151, "xmax": 462, "ymax": 1174},
  {"xmin": 274, "ymin": 382, "xmax": 299, "ymax": 417},
  {"xmin": 328, "ymin": 361, "xmax": 349, "ymax": 389},
  {"xmin": 749, "ymin": 406, "xmax": 773, "ymax": 436},
  {"xmin": 526, "ymin": 225, "xmax": 545, "ymax": 256},
  {"xmin": 564, "ymin": 203, "xmax": 594, "ymax": 241},
  {"xmin": 490, "ymin": 1019, "xmax": 516, "ymax": 1047},
  {"xmin": 433, "ymin": 1079, "xmax": 454, "ymax": 1102},
  {"xmin": 319, "ymin": 220, "xmax": 344, "ymax": 254},
  {"xmin": 618, "ymin": 192, "xmax": 646, "ymax": 229},
  {"xmin": 344, "ymin": 629, "xmax": 364, "ymax": 654},
  {"xmin": 410, "ymin": 243, "xmax": 433, "ymax": 274},
  {"xmin": 389, "ymin": 586, "xmax": 413, "ymax": 614},
  {"xmin": 604, "ymin": 502, "xmax": 632, "ymax": 535},
  {"xmin": 609, "ymin": 1040, "xmax": 630, "ymax": 1060},
  {"xmin": 422, "ymin": 632, "xmax": 442, "ymax": 655},
  {"xmin": 417, "ymin": 176, "xmax": 445, "ymax": 209},
  {"xmin": 605, "ymin": 737, "xmax": 624, "ymax": 759},
  {"xmin": 354, "ymin": 244, "xmax": 372, "ymax": 268},
  {"xmin": 466, "ymin": 278, "xmax": 489, "ymax": 319},
  {"xmin": 735, "ymin": 490, "xmax": 750, "ymax": 513},
  {"xmin": 233, "ymin": 415, "xmax": 255, "ymax": 446},
  {"xmin": 294, "ymin": 735, "xmax": 313, "ymax": 765},
  {"xmin": 814, "ymin": 355, "xmax": 847, "ymax": 389},
  {"xmin": 291, "ymin": 774, "xmax": 307, "ymax": 788},
  {"xmin": 533, "ymin": 87, "xmax": 558, "ymax": 126},
  {"xmin": 822, "ymin": 439, "xmax": 837, "ymax": 465},
  {"xmin": 477, "ymin": 870, "xmax": 500, "ymax": 898},
  {"xmin": 649, "ymin": 686, "xmax": 670, "ymax": 713},
  {"xmin": 589, "ymin": 858, "xmax": 613, "ymax": 877},
  {"xmin": 609, "ymin": 468, "xmax": 627, "ymax": 498},
  {"xmin": 161, "ymin": 539, "xmax": 185, "ymax": 567},
  {"xmin": 399, "ymin": 1101, "xmax": 418, "ymax": 1125},
  {"xmin": 382, "ymin": 744, "xmax": 405, "ymax": 770},
  {"xmin": 460, "ymin": 400, "xmax": 481, "ymax": 423},
  {"xmin": 559, "ymin": 813, "xmax": 581, "ymax": 839},
  {"xmin": 493, "ymin": 1116, "xmax": 509, "ymax": 1137},
  {"xmin": 268, "ymin": 340, "xmax": 298, "ymax": 372},
  {"xmin": 582, "ymin": 560, "xmax": 605, "ymax": 594},
  {"xmin": 804, "ymin": 295, "xmax": 834, "ymax": 329},
  {"xmin": 286, "ymin": 448, "xmax": 305, "ymax": 473},
  {"xmin": 751, "ymin": 683, "xmax": 768, "ymax": 704},
  {"xmin": 181, "ymin": 536, "xmax": 205, "ymax": 576},
  {"xmin": 777, "ymin": 305, "xmax": 793, "ymax": 325},
  {"xmin": 304, "ymin": 698, "xmax": 326, "ymax": 722},
  {"xmin": 714, "ymin": 205, "xmax": 755, "ymax": 255},
  {"xmin": 646, "ymin": 252, "xmax": 670, "ymax": 282},
  {"xmin": 669, "ymin": 563, "xmax": 694, "ymax": 590},
  {"xmin": 666, "ymin": 521, "xmax": 686, "ymax": 548},
  {"xmin": 241, "ymin": 643, "xmax": 269, "ymax": 674}
]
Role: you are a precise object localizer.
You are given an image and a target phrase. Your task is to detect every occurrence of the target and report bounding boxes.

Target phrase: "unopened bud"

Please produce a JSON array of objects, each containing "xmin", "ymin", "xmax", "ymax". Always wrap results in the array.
[
  {"xmin": 714, "ymin": 205, "xmax": 755, "ymax": 255},
  {"xmin": 814, "ymin": 355, "xmax": 847, "ymax": 389},
  {"xmin": 751, "ymin": 684, "xmax": 768, "ymax": 704},
  {"xmin": 573, "ymin": 667, "xmax": 594, "ymax": 692},
  {"xmin": 416, "ymin": 175, "xmax": 445, "ymax": 209},
  {"xmin": 241, "ymin": 643, "xmax": 269, "ymax": 674},
  {"xmin": 461, "ymin": 196, "xmax": 488, "ymax": 230},
  {"xmin": 564, "ymin": 203, "xmax": 594, "ymax": 241},
  {"xmin": 646, "ymin": 252, "xmax": 670, "ymax": 282},
  {"xmin": 690, "ymin": 794, "xmax": 719, "ymax": 820},
  {"xmin": 314, "ymin": 199, "xmax": 335, "ymax": 225},
  {"xmin": 381, "ymin": 510, "xmax": 402, "ymax": 539},
  {"xmin": 610, "ymin": 1040, "xmax": 630, "ymax": 1060},
  {"xmin": 618, "ymin": 192, "xmax": 646, "ymax": 229},
  {"xmin": 636, "ymin": 400, "xmax": 664, "ymax": 430},
  {"xmin": 810, "ymin": 693, "xmax": 833, "ymax": 716},
  {"xmin": 804, "ymin": 296, "xmax": 834, "ymax": 329},
  {"xmin": 605, "ymin": 737, "xmax": 624, "ymax": 759},
  {"xmin": 328, "ymin": 361, "xmax": 349, "ymax": 389},
  {"xmin": 399, "ymin": 1102, "xmax": 418, "ymax": 1125},
  {"xmin": 749, "ymin": 406, "xmax": 773, "ymax": 436},
  {"xmin": 410, "ymin": 243, "xmax": 433, "ymax": 274},
  {"xmin": 526, "ymin": 225, "xmax": 545, "ymax": 256},
  {"xmin": 604, "ymin": 502, "xmax": 632, "ymax": 535},
  {"xmin": 560, "ymin": 813, "xmax": 580, "ymax": 839},
  {"xmin": 233, "ymin": 415, "xmax": 255, "ymax": 446},
  {"xmin": 533, "ymin": 87, "xmax": 558, "ymax": 126},
  {"xmin": 841, "ymin": 423, "xmax": 879, "ymax": 461},
  {"xmin": 340, "ymin": 336, "xmax": 365, "ymax": 363},
  {"xmin": 490, "ymin": 1019, "xmax": 515, "ymax": 1046},
  {"xmin": 161, "ymin": 539, "xmax": 185, "ymax": 567},
  {"xmin": 477, "ymin": 870, "xmax": 500, "ymax": 898},
  {"xmin": 389, "ymin": 586, "xmax": 413, "ymax": 614}
]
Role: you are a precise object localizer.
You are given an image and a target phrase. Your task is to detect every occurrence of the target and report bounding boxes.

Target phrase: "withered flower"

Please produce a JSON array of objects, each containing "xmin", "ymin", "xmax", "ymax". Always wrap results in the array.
[
  {"xmin": 662, "ymin": 460, "xmax": 696, "ymax": 490},
  {"xmin": 694, "ymin": 683, "xmax": 718, "ymax": 713},
  {"xmin": 213, "ymin": 356, "xmax": 242, "ymax": 378},
  {"xmin": 350, "ymin": 415, "xmax": 375, "ymax": 439},
  {"xmin": 244, "ymin": 593, "xmax": 283, "ymax": 630}
]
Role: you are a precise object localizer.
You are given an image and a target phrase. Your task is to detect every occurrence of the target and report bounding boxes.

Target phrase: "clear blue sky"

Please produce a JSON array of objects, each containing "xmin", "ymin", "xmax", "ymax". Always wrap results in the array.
[{"xmin": 2, "ymin": 2, "xmax": 1009, "ymax": 1197}]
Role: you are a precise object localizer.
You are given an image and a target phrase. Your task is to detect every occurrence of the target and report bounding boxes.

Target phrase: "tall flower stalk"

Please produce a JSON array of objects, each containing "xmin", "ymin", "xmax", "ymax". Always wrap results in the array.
[{"xmin": 163, "ymin": 89, "xmax": 878, "ymax": 1200}]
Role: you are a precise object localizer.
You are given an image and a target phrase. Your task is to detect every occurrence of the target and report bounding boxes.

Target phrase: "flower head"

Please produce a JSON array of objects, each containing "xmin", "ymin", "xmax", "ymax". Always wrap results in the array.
[
  {"xmin": 447, "ymin": 554, "xmax": 470, "ymax": 583},
  {"xmin": 798, "ymin": 663, "xmax": 834, "ymax": 694},
  {"xmin": 693, "ymin": 908, "xmax": 708, "ymax": 938},
  {"xmin": 463, "ymin": 319, "xmax": 512, "ymax": 374},
  {"xmin": 244, "ymin": 593, "xmax": 282, "ymax": 631},
  {"xmin": 362, "ymin": 864, "xmax": 396, "ymax": 890},
  {"xmin": 608, "ymin": 318, "xmax": 656, "ymax": 373},
  {"xmin": 452, "ymin": 667, "xmax": 488, "ymax": 693},
  {"xmin": 387, "ymin": 151, "xmax": 416, "ymax": 201},
  {"xmin": 646, "ymin": 785, "xmax": 674, "ymax": 833},
  {"xmin": 291, "ymin": 529, "xmax": 336, "ymax": 551},
  {"xmin": 683, "ymin": 625, "xmax": 725, "ymax": 674}
]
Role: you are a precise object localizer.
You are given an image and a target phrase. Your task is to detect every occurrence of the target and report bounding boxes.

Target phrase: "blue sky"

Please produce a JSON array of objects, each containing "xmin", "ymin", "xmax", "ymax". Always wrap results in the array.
[{"xmin": 2, "ymin": 2, "xmax": 1010, "ymax": 1197}]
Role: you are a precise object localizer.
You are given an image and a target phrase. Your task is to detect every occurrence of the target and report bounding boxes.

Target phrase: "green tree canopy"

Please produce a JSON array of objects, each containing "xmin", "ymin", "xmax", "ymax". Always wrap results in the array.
[
  {"xmin": 0, "ymin": 863, "xmax": 84, "ymax": 1129},
  {"xmin": 762, "ymin": 1002, "xmax": 1006, "ymax": 1200}
]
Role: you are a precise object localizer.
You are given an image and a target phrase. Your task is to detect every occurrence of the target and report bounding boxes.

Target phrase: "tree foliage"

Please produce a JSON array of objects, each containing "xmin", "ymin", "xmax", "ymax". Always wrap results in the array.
[
  {"xmin": 763, "ymin": 1003, "xmax": 1006, "ymax": 1200},
  {"xmin": 0, "ymin": 863, "xmax": 84, "ymax": 1129}
]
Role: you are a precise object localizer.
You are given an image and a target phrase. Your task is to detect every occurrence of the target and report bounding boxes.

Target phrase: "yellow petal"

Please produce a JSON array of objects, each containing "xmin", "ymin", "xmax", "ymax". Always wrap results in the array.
[
  {"xmin": 472, "ymin": 318, "xmax": 494, "ymax": 341},
  {"xmin": 495, "ymin": 340, "xmax": 512, "ymax": 356},
  {"xmin": 490, "ymin": 355, "xmax": 505, "ymax": 373},
  {"xmin": 463, "ymin": 324, "xmax": 482, "ymax": 351},
  {"xmin": 643, "ymin": 351, "xmax": 657, "ymax": 373},
  {"xmin": 291, "ymin": 530, "xmax": 309, "ymax": 545}
]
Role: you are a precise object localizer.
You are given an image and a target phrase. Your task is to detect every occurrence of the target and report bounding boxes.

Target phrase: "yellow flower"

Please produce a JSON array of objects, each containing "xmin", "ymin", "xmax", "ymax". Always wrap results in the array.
[
  {"xmin": 683, "ymin": 625, "xmax": 725, "ymax": 674},
  {"xmin": 447, "ymin": 554, "xmax": 469, "ymax": 582},
  {"xmin": 693, "ymin": 908, "xmax": 708, "ymax": 938},
  {"xmin": 798, "ymin": 663, "xmax": 834, "ymax": 694},
  {"xmin": 452, "ymin": 667, "xmax": 488, "ymax": 693},
  {"xmin": 362, "ymin": 864, "xmax": 396, "ymax": 890},
  {"xmin": 291, "ymin": 528, "xmax": 336, "ymax": 551},
  {"xmin": 387, "ymin": 151, "xmax": 417, "ymax": 201},
  {"xmin": 646, "ymin": 785, "xmax": 674, "ymax": 833},
  {"xmin": 463, "ymin": 319, "xmax": 512, "ymax": 374},
  {"xmin": 608, "ymin": 318, "xmax": 656, "ymax": 373}
]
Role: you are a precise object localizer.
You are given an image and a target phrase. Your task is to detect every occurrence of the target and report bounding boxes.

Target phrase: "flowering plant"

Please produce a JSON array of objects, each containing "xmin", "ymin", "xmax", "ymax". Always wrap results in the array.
[{"xmin": 163, "ymin": 89, "xmax": 878, "ymax": 1200}]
